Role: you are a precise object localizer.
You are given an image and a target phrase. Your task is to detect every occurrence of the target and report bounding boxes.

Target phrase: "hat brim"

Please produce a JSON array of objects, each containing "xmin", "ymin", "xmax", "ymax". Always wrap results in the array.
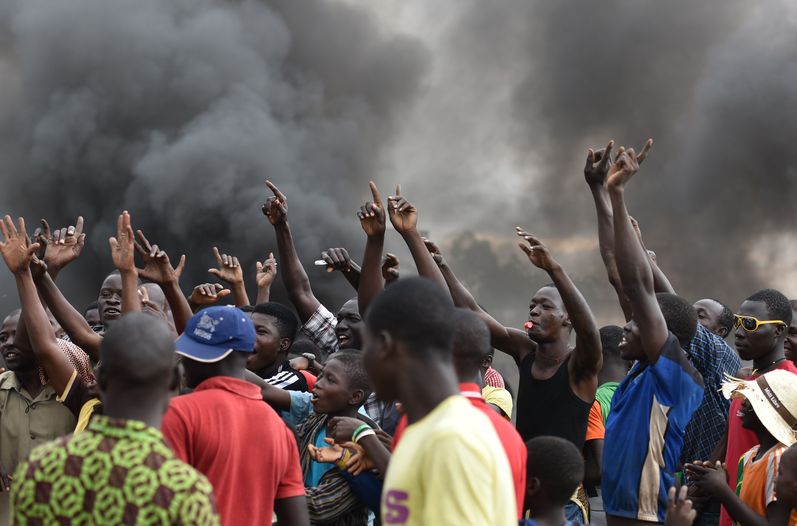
[
  {"xmin": 175, "ymin": 333, "xmax": 237, "ymax": 364},
  {"xmin": 733, "ymin": 382, "xmax": 797, "ymax": 447}
]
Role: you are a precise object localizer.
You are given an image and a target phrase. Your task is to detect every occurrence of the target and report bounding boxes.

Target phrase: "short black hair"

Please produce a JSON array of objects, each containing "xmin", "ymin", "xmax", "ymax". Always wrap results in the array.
[
  {"xmin": 327, "ymin": 350, "xmax": 371, "ymax": 397},
  {"xmin": 747, "ymin": 289, "xmax": 793, "ymax": 326},
  {"xmin": 710, "ymin": 299, "xmax": 735, "ymax": 336},
  {"xmin": 84, "ymin": 301, "xmax": 99, "ymax": 313},
  {"xmin": 451, "ymin": 309, "xmax": 491, "ymax": 376},
  {"xmin": 526, "ymin": 436, "xmax": 584, "ymax": 506},
  {"xmin": 600, "ymin": 325, "xmax": 624, "ymax": 362},
  {"xmin": 100, "ymin": 313, "xmax": 176, "ymax": 389},
  {"xmin": 656, "ymin": 293, "xmax": 698, "ymax": 347},
  {"xmin": 252, "ymin": 303, "xmax": 299, "ymax": 341},
  {"xmin": 366, "ymin": 277, "xmax": 455, "ymax": 358}
]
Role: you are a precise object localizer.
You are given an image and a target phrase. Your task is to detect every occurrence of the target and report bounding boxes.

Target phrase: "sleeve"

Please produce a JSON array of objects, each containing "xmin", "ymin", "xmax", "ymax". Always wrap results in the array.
[
  {"xmin": 339, "ymin": 470, "xmax": 383, "ymax": 513},
  {"xmin": 276, "ymin": 426, "xmax": 307, "ymax": 500},
  {"xmin": 299, "ymin": 305, "xmax": 339, "ymax": 358},
  {"xmin": 420, "ymin": 433, "xmax": 506, "ymax": 525},
  {"xmin": 585, "ymin": 401, "xmax": 605, "ymax": 441},
  {"xmin": 649, "ymin": 334, "xmax": 705, "ymax": 407},
  {"xmin": 161, "ymin": 405, "xmax": 191, "ymax": 463},
  {"xmin": 281, "ymin": 391, "xmax": 315, "ymax": 429},
  {"xmin": 304, "ymin": 469, "xmax": 364, "ymax": 522}
]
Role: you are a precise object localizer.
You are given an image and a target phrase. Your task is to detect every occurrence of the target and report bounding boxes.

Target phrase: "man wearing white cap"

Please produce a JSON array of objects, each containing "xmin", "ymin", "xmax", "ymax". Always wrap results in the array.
[{"xmin": 686, "ymin": 370, "xmax": 797, "ymax": 526}]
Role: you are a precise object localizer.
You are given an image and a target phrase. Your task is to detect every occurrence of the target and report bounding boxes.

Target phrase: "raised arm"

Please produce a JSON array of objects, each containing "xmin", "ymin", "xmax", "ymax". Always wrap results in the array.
[
  {"xmin": 255, "ymin": 252, "xmax": 277, "ymax": 305},
  {"xmin": 585, "ymin": 141, "xmax": 633, "ymax": 321},
  {"xmin": 263, "ymin": 180, "xmax": 321, "ymax": 322},
  {"xmin": 629, "ymin": 217, "xmax": 677, "ymax": 295},
  {"xmin": 33, "ymin": 216, "xmax": 86, "ymax": 281},
  {"xmin": 34, "ymin": 272, "xmax": 102, "ymax": 360},
  {"xmin": 425, "ymin": 238, "xmax": 536, "ymax": 364},
  {"xmin": 517, "ymin": 229, "xmax": 602, "ymax": 392},
  {"xmin": 357, "ymin": 182, "xmax": 386, "ymax": 315},
  {"xmin": 208, "ymin": 246, "xmax": 251, "ymax": 307},
  {"xmin": 387, "ymin": 185, "xmax": 447, "ymax": 291},
  {"xmin": 109, "ymin": 211, "xmax": 141, "ymax": 314},
  {"xmin": 133, "ymin": 229, "xmax": 191, "ymax": 333},
  {"xmin": 607, "ymin": 139, "xmax": 668, "ymax": 362},
  {"xmin": 0, "ymin": 216, "xmax": 74, "ymax": 394}
]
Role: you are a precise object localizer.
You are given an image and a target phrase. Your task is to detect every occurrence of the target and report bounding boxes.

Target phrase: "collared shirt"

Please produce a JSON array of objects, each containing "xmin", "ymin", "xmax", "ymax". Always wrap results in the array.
[
  {"xmin": 680, "ymin": 324, "xmax": 742, "ymax": 465},
  {"xmin": 0, "ymin": 370, "xmax": 76, "ymax": 523},
  {"xmin": 12, "ymin": 415, "xmax": 219, "ymax": 525},
  {"xmin": 162, "ymin": 376, "xmax": 305, "ymax": 526},
  {"xmin": 363, "ymin": 393, "xmax": 402, "ymax": 436},
  {"xmin": 300, "ymin": 304, "xmax": 339, "ymax": 359}
]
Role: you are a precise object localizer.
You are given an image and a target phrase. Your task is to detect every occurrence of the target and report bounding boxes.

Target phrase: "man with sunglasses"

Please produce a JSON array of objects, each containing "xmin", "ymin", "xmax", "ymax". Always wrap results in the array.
[{"xmin": 717, "ymin": 288, "xmax": 796, "ymax": 526}]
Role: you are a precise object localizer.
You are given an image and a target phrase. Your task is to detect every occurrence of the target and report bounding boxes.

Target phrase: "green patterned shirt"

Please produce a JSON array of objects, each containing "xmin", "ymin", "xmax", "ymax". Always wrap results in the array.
[{"xmin": 12, "ymin": 415, "xmax": 220, "ymax": 525}]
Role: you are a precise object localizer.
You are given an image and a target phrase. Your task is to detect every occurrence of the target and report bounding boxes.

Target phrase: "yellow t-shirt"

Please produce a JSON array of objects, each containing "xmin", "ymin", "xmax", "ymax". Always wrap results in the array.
[{"xmin": 381, "ymin": 395, "xmax": 515, "ymax": 526}]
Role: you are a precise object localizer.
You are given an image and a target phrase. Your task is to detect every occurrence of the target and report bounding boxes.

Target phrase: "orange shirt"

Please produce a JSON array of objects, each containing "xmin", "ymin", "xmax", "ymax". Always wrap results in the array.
[
  {"xmin": 736, "ymin": 444, "xmax": 797, "ymax": 526},
  {"xmin": 585, "ymin": 401, "xmax": 605, "ymax": 441}
]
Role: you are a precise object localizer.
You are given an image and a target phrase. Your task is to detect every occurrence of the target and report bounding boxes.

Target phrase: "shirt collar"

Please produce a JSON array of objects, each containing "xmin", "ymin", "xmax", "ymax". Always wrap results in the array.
[
  {"xmin": 193, "ymin": 375, "xmax": 264, "ymax": 400},
  {"xmin": 459, "ymin": 382, "xmax": 483, "ymax": 400},
  {"xmin": 87, "ymin": 415, "xmax": 164, "ymax": 444},
  {"xmin": 0, "ymin": 371, "xmax": 56, "ymax": 400}
]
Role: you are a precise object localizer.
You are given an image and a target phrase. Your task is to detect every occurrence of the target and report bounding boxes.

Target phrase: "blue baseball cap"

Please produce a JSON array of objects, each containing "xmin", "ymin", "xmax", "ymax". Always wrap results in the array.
[{"xmin": 175, "ymin": 306, "xmax": 256, "ymax": 363}]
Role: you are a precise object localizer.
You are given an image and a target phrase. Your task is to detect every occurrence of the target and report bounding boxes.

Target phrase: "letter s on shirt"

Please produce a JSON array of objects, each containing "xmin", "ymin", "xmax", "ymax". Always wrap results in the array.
[{"xmin": 384, "ymin": 490, "xmax": 409, "ymax": 524}]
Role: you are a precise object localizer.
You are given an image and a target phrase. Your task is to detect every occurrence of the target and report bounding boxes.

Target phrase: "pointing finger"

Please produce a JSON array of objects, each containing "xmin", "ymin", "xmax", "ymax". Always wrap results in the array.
[
  {"xmin": 637, "ymin": 138, "xmax": 653, "ymax": 164},
  {"xmin": 369, "ymin": 181, "xmax": 382, "ymax": 205}
]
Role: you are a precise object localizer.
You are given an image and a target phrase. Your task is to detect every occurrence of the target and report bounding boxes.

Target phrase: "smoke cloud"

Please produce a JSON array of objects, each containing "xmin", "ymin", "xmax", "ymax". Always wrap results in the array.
[{"xmin": 1, "ymin": 0, "xmax": 795, "ymax": 331}]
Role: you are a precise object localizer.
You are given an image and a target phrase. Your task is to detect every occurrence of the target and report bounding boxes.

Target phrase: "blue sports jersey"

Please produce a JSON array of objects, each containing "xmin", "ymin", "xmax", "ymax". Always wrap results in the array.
[{"xmin": 602, "ymin": 333, "xmax": 704, "ymax": 522}]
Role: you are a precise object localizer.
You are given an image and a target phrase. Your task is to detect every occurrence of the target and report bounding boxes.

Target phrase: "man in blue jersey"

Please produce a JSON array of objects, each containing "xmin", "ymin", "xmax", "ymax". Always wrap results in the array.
[{"xmin": 597, "ymin": 139, "xmax": 705, "ymax": 525}]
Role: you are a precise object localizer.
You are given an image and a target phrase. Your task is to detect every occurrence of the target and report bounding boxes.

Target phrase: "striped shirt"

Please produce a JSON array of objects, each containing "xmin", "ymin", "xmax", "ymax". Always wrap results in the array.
[{"xmin": 735, "ymin": 444, "xmax": 797, "ymax": 526}]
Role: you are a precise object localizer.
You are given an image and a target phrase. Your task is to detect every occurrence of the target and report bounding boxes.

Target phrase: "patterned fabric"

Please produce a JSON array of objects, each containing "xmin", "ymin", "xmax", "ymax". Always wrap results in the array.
[
  {"xmin": 38, "ymin": 339, "xmax": 94, "ymax": 386},
  {"xmin": 12, "ymin": 415, "xmax": 219, "ymax": 526},
  {"xmin": 483, "ymin": 366, "xmax": 505, "ymax": 388},
  {"xmin": 300, "ymin": 304, "xmax": 339, "ymax": 359},
  {"xmin": 680, "ymin": 324, "xmax": 742, "ymax": 465},
  {"xmin": 734, "ymin": 444, "xmax": 797, "ymax": 526}
]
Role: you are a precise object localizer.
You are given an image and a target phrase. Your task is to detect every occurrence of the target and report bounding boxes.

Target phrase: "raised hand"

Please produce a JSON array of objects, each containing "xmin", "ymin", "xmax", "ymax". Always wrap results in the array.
[
  {"xmin": 208, "ymin": 247, "xmax": 244, "ymax": 285},
  {"xmin": 188, "ymin": 283, "xmax": 232, "ymax": 306},
  {"xmin": 584, "ymin": 140, "xmax": 615, "ymax": 186},
  {"xmin": 357, "ymin": 181, "xmax": 386, "ymax": 237},
  {"xmin": 423, "ymin": 238, "xmax": 445, "ymax": 266},
  {"xmin": 607, "ymin": 139, "xmax": 653, "ymax": 189},
  {"xmin": 382, "ymin": 253, "xmax": 400, "ymax": 283},
  {"xmin": 255, "ymin": 252, "xmax": 277, "ymax": 289},
  {"xmin": 134, "ymin": 230, "xmax": 186, "ymax": 284},
  {"xmin": 320, "ymin": 248, "xmax": 356, "ymax": 273},
  {"xmin": 262, "ymin": 180, "xmax": 288, "ymax": 226},
  {"xmin": 0, "ymin": 215, "xmax": 40, "ymax": 274},
  {"xmin": 109, "ymin": 211, "xmax": 136, "ymax": 273},
  {"xmin": 665, "ymin": 485, "xmax": 697, "ymax": 526},
  {"xmin": 516, "ymin": 228, "xmax": 560, "ymax": 272},
  {"xmin": 387, "ymin": 184, "xmax": 418, "ymax": 235},
  {"xmin": 34, "ymin": 217, "xmax": 86, "ymax": 273}
]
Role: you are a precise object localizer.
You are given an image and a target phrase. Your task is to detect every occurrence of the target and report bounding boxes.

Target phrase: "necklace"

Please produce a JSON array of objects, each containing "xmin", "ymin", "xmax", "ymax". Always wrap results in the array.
[{"xmin": 752, "ymin": 357, "xmax": 786, "ymax": 376}]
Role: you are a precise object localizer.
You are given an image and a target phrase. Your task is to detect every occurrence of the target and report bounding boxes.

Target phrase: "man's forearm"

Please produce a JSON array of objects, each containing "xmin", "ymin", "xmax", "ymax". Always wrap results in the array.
[
  {"xmin": 358, "ymin": 235, "xmax": 384, "ymax": 316},
  {"xmin": 547, "ymin": 265, "xmax": 601, "ymax": 366},
  {"xmin": 120, "ymin": 270, "xmax": 141, "ymax": 314},
  {"xmin": 712, "ymin": 485, "xmax": 768, "ymax": 526},
  {"xmin": 230, "ymin": 282, "xmax": 251, "ymax": 308},
  {"xmin": 161, "ymin": 280, "xmax": 192, "ymax": 334},
  {"xmin": 274, "ymin": 223, "xmax": 320, "ymax": 321},
  {"xmin": 402, "ymin": 229, "xmax": 448, "ymax": 292},
  {"xmin": 35, "ymin": 273, "xmax": 101, "ymax": 361}
]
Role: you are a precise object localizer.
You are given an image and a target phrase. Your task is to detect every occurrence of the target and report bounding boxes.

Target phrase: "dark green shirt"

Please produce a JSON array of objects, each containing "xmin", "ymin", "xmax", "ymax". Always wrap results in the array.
[{"xmin": 12, "ymin": 415, "xmax": 220, "ymax": 525}]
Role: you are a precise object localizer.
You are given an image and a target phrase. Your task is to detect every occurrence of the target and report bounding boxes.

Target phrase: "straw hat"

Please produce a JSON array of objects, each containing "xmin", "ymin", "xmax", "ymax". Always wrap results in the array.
[{"xmin": 721, "ymin": 370, "xmax": 797, "ymax": 447}]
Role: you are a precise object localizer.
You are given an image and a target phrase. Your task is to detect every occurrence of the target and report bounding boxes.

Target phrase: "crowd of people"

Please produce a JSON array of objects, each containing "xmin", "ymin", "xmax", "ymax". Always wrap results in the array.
[{"xmin": 0, "ymin": 138, "xmax": 796, "ymax": 526}]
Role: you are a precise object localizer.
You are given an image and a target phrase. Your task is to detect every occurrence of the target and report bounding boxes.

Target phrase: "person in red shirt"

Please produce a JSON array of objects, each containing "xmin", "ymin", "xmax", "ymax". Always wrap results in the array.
[
  {"xmin": 714, "ymin": 289, "xmax": 797, "ymax": 526},
  {"xmin": 162, "ymin": 306, "xmax": 309, "ymax": 526},
  {"xmin": 374, "ymin": 309, "xmax": 527, "ymax": 518}
]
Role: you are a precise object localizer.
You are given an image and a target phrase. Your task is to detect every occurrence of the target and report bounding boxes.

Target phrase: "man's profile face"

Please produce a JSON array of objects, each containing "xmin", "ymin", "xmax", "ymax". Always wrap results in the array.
[
  {"xmin": 98, "ymin": 273, "xmax": 123, "ymax": 327},
  {"xmin": 734, "ymin": 300, "xmax": 784, "ymax": 362},
  {"xmin": 526, "ymin": 287, "xmax": 568, "ymax": 343},
  {"xmin": 784, "ymin": 306, "xmax": 797, "ymax": 364},
  {"xmin": 362, "ymin": 325, "xmax": 396, "ymax": 401},
  {"xmin": 693, "ymin": 299, "xmax": 725, "ymax": 337},
  {"xmin": 247, "ymin": 313, "xmax": 284, "ymax": 373}
]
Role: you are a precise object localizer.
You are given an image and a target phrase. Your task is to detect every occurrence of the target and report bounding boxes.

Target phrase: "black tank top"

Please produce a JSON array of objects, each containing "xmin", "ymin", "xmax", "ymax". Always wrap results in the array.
[{"xmin": 515, "ymin": 353, "xmax": 592, "ymax": 448}]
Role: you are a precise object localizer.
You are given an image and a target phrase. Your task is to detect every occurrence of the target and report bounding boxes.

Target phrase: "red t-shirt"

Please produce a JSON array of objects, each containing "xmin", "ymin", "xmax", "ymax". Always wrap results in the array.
[
  {"xmin": 391, "ymin": 383, "xmax": 527, "ymax": 518},
  {"xmin": 720, "ymin": 360, "xmax": 797, "ymax": 526},
  {"xmin": 162, "ymin": 376, "xmax": 305, "ymax": 526}
]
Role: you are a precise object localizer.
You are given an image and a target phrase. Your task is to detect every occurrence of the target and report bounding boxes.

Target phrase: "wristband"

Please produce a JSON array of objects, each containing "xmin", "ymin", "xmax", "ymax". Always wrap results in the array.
[
  {"xmin": 354, "ymin": 429, "xmax": 376, "ymax": 444},
  {"xmin": 335, "ymin": 448, "xmax": 353, "ymax": 470},
  {"xmin": 351, "ymin": 424, "xmax": 372, "ymax": 443}
]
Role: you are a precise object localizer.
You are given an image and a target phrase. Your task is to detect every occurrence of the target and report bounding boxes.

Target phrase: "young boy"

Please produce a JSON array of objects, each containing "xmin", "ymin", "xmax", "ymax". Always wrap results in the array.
[
  {"xmin": 260, "ymin": 349, "xmax": 373, "ymax": 525},
  {"xmin": 521, "ymin": 436, "xmax": 585, "ymax": 526},
  {"xmin": 686, "ymin": 370, "xmax": 797, "ymax": 526},
  {"xmin": 248, "ymin": 302, "xmax": 307, "ymax": 391}
]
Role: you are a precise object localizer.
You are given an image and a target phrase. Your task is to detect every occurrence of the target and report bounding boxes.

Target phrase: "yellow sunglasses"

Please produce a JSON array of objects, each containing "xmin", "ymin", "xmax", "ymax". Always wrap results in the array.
[{"xmin": 734, "ymin": 314, "xmax": 786, "ymax": 332}]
